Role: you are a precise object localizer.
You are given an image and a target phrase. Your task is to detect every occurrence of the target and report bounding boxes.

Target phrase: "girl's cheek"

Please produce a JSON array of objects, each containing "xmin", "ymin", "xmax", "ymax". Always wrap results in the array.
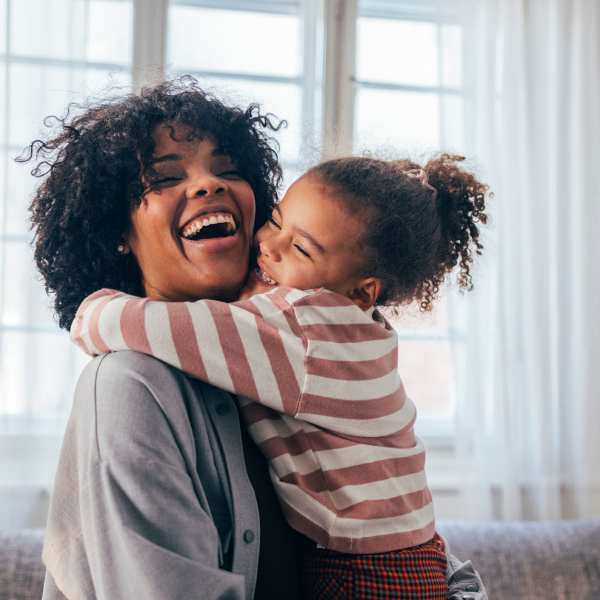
[{"xmin": 255, "ymin": 223, "xmax": 268, "ymax": 242}]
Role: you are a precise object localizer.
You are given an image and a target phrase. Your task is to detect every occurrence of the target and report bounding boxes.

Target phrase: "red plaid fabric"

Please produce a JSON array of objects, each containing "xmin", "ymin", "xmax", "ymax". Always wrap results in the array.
[{"xmin": 301, "ymin": 533, "xmax": 448, "ymax": 599}]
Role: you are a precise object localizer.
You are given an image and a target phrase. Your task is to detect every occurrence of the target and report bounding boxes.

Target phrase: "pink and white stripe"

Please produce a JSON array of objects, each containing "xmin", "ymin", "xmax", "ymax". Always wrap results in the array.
[{"xmin": 71, "ymin": 286, "xmax": 435, "ymax": 553}]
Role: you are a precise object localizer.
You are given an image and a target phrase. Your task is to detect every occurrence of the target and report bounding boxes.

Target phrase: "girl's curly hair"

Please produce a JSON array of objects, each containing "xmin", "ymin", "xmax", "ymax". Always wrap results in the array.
[
  {"xmin": 308, "ymin": 154, "xmax": 490, "ymax": 311},
  {"xmin": 20, "ymin": 77, "xmax": 284, "ymax": 330}
]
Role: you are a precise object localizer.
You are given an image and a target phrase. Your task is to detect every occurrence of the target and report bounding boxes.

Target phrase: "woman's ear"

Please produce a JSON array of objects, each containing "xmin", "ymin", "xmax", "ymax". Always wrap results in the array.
[{"xmin": 347, "ymin": 277, "xmax": 382, "ymax": 311}]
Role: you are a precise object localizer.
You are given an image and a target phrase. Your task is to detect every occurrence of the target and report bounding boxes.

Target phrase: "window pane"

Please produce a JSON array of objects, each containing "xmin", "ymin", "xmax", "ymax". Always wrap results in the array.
[
  {"xmin": 8, "ymin": 64, "xmax": 130, "ymax": 147},
  {"xmin": 10, "ymin": 0, "xmax": 87, "ymax": 59},
  {"xmin": 10, "ymin": 0, "xmax": 132, "ymax": 64},
  {"xmin": 191, "ymin": 76, "xmax": 302, "ymax": 165},
  {"xmin": 357, "ymin": 18, "xmax": 438, "ymax": 86},
  {"xmin": 168, "ymin": 4, "xmax": 301, "ymax": 77},
  {"xmin": 0, "ymin": 330, "xmax": 85, "ymax": 419},
  {"xmin": 4, "ymin": 151, "xmax": 36, "ymax": 235},
  {"xmin": 0, "ymin": 62, "xmax": 5, "ymax": 144},
  {"xmin": 387, "ymin": 294, "xmax": 450, "ymax": 334},
  {"xmin": 354, "ymin": 88, "xmax": 439, "ymax": 153},
  {"xmin": 441, "ymin": 24, "xmax": 462, "ymax": 88},
  {"xmin": 86, "ymin": 0, "xmax": 133, "ymax": 65},
  {"xmin": 396, "ymin": 339, "xmax": 455, "ymax": 419},
  {"xmin": 0, "ymin": 153, "xmax": 5, "ymax": 235},
  {"xmin": 0, "ymin": 0, "xmax": 6, "ymax": 53},
  {"xmin": 1, "ymin": 241, "xmax": 55, "ymax": 328},
  {"xmin": 441, "ymin": 94, "xmax": 464, "ymax": 152}
]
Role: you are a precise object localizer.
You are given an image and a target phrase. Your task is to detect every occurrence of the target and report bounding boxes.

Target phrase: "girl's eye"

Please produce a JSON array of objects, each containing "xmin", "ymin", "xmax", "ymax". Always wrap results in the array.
[
  {"xmin": 294, "ymin": 244, "xmax": 311, "ymax": 258},
  {"xmin": 268, "ymin": 217, "xmax": 281, "ymax": 229}
]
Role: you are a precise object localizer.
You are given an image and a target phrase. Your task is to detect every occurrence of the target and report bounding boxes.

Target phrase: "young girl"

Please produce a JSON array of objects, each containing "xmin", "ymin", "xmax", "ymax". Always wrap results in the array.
[{"xmin": 72, "ymin": 153, "xmax": 489, "ymax": 599}]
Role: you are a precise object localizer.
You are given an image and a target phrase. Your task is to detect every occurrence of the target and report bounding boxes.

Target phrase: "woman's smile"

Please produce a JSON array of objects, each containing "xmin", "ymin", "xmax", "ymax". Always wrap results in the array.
[{"xmin": 126, "ymin": 123, "xmax": 256, "ymax": 301}]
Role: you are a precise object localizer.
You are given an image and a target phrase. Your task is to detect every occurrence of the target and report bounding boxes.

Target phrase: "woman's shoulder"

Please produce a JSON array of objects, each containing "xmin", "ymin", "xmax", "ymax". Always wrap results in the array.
[{"xmin": 73, "ymin": 351, "xmax": 232, "ymax": 465}]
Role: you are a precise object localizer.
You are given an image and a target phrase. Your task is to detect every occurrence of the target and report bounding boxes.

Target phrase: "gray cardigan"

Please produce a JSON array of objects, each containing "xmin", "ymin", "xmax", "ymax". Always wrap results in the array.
[
  {"xmin": 42, "ymin": 351, "xmax": 261, "ymax": 599},
  {"xmin": 41, "ymin": 351, "xmax": 486, "ymax": 599}
]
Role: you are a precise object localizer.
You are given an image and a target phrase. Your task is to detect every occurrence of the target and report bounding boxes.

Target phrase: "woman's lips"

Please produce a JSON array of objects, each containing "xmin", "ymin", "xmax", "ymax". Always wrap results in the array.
[{"xmin": 180, "ymin": 227, "xmax": 243, "ymax": 253}]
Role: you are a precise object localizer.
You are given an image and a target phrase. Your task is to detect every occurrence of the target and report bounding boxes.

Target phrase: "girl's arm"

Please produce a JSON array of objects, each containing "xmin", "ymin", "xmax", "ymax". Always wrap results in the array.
[
  {"xmin": 71, "ymin": 287, "xmax": 308, "ymax": 416},
  {"xmin": 72, "ymin": 287, "xmax": 407, "ymax": 437}
]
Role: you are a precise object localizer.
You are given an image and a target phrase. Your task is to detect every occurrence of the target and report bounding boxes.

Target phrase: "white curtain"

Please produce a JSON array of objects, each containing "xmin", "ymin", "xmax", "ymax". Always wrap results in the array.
[{"xmin": 453, "ymin": 0, "xmax": 600, "ymax": 520}]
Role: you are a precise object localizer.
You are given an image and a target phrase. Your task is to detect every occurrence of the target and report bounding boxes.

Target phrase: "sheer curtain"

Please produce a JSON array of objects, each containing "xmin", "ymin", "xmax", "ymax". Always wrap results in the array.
[{"xmin": 453, "ymin": 0, "xmax": 600, "ymax": 520}]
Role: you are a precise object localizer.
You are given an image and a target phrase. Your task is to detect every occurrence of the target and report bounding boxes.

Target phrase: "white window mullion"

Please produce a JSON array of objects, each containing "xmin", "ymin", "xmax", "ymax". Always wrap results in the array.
[
  {"xmin": 300, "ymin": 0, "xmax": 321, "ymax": 160},
  {"xmin": 321, "ymin": 0, "xmax": 357, "ymax": 158},
  {"xmin": 132, "ymin": 0, "xmax": 169, "ymax": 91}
]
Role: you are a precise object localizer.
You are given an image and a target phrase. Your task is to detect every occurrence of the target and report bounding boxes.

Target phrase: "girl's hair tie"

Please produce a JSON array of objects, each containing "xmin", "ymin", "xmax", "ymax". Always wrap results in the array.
[{"xmin": 405, "ymin": 168, "xmax": 438, "ymax": 201}]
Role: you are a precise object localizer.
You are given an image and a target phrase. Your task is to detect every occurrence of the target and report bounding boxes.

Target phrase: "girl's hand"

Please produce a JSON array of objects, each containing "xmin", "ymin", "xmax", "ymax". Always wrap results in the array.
[{"xmin": 239, "ymin": 268, "xmax": 276, "ymax": 301}]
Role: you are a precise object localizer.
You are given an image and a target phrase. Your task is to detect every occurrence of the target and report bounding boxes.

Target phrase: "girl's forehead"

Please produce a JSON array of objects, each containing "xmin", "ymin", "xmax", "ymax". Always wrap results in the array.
[{"xmin": 280, "ymin": 176, "xmax": 365, "ymax": 249}]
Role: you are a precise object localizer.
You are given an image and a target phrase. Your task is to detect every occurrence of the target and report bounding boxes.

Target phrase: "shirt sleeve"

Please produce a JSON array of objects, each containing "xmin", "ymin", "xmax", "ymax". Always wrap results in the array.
[
  {"xmin": 71, "ymin": 287, "xmax": 405, "ymax": 436},
  {"xmin": 71, "ymin": 287, "xmax": 308, "ymax": 417},
  {"xmin": 43, "ymin": 352, "xmax": 247, "ymax": 600}
]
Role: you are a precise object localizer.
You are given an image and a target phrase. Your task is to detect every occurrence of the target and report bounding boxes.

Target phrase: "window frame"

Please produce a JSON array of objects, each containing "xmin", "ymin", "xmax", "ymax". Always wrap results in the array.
[{"xmin": 1, "ymin": 0, "xmax": 462, "ymax": 448}]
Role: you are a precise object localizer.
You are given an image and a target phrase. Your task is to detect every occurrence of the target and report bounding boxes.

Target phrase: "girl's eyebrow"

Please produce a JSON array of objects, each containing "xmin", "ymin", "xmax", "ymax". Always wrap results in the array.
[{"xmin": 274, "ymin": 206, "xmax": 326, "ymax": 254}]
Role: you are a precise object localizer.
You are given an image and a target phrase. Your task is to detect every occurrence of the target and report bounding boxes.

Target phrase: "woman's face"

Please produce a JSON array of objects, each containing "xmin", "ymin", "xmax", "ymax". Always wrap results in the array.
[{"xmin": 126, "ymin": 123, "xmax": 256, "ymax": 301}]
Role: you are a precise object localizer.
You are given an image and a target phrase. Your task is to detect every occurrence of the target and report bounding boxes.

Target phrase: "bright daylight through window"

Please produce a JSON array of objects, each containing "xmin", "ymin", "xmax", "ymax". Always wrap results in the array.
[{"xmin": 0, "ymin": 0, "xmax": 464, "ymax": 443}]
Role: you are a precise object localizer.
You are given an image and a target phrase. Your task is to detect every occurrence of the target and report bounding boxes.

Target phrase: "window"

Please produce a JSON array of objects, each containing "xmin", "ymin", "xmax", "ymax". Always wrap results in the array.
[
  {"xmin": 0, "ymin": 0, "xmax": 133, "ymax": 433},
  {"xmin": 166, "ymin": 0, "xmax": 323, "ymax": 189},
  {"xmin": 354, "ymin": 0, "xmax": 465, "ymax": 435},
  {"xmin": 354, "ymin": 0, "xmax": 463, "ymax": 153},
  {"xmin": 1, "ymin": 0, "xmax": 465, "ymax": 460}
]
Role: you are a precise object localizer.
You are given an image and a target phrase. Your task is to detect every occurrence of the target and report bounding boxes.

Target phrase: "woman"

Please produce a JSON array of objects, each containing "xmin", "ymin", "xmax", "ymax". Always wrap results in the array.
[
  {"xmin": 27, "ymin": 78, "xmax": 486, "ymax": 599},
  {"xmin": 28, "ymin": 77, "xmax": 306, "ymax": 600}
]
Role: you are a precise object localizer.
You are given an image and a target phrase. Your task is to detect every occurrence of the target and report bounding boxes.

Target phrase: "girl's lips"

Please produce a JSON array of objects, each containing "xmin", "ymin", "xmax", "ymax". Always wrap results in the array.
[{"xmin": 256, "ymin": 257, "xmax": 278, "ymax": 284}]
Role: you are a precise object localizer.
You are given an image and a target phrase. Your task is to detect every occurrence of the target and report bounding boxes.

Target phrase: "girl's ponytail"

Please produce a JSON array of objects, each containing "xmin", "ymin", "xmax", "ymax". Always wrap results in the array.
[
  {"xmin": 308, "ymin": 153, "xmax": 490, "ymax": 311},
  {"xmin": 424, "ymin": 154, "xmax": 489, "ymax": 292}
]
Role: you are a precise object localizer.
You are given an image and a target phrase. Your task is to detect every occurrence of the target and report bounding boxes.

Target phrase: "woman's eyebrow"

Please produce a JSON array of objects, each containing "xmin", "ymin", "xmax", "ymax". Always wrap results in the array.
[
  {"xmin": 274, "ymin": 206, "xmax": 326, "ymax": 254},
  {"xmin": 211, "ymin": 149, "xmax": 235, "ymax": 161},
  {"xmin": 149, "ymin": 153, "xmax": 181, "ymax": 165}
]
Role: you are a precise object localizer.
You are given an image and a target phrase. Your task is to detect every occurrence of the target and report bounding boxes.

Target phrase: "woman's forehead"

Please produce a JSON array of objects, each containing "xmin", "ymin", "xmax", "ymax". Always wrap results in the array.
[{"xmin": 153, "ymin": 123, "xmax": 215, "ymax": 153}]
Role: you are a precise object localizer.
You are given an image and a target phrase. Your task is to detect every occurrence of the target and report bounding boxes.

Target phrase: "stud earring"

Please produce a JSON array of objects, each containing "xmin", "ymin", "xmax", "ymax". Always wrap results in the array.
[{"xmin": 116, "ymin": 243, "xmax": 130, "ymax": 255}]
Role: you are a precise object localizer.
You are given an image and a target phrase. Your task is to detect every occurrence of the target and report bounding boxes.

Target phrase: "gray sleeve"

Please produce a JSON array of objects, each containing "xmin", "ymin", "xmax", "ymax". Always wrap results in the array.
[
  {"xmin": 43, "ymin": 352, "xmax": 245, "ymax": 600},
  {"xmin": 446, "ymin": 552, "xmax": 488, "ymax": 600}
]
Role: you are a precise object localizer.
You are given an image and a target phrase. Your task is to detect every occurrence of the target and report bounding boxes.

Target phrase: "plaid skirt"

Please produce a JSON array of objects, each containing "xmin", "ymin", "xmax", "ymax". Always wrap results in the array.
[{"xmin": 301, "ymin": 533, "xmax": 448, "ymax": 600}]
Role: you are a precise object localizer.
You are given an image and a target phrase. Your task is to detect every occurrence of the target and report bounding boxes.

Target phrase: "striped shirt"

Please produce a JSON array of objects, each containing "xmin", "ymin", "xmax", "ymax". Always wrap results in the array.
[{"xmin": 71, "ymin": 286, "xmax": 435, "ymax": 554}]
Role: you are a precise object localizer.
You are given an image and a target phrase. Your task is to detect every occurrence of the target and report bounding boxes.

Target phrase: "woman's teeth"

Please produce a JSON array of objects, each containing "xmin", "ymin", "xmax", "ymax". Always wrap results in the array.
[{"xmin": 181, "ymin": 212, "xmax": 237, "ymax": 240}]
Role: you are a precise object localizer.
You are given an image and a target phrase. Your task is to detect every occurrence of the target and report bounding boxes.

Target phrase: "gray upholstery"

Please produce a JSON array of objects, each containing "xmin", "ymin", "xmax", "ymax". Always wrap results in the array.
[
  {"xmin": 3, "ymin": 521, "xmax": 600, "ymax": 599},
  {"xmin": 0, "ymin": 529, "xmax": 44, "ymax": 600},
  {"xmin": 439, "ymin": 519, "xmax": 600, "ymax": 600}
]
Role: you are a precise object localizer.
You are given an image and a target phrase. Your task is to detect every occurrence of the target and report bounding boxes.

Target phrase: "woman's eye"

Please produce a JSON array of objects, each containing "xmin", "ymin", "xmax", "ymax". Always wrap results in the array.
[
  {"xmin": 151, "ymin": 176, "xmax": 180, "ymax": 187},
  {"xmin": 294, "ymin": 244, "xmax": 311, "ymax": 258},
  {"xmin": 218, "ymin": 170, "xmax": 243, "ymax": 179},
  {"xmin": 268, "ymin": 217, "xmax": 281, "ymax": 229}
]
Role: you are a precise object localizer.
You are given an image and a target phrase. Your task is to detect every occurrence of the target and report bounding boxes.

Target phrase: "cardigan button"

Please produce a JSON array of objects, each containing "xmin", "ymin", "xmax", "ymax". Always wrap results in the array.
[{"xmin": 243, "ymin": 529, "xmax": 255, "ymax": 544}]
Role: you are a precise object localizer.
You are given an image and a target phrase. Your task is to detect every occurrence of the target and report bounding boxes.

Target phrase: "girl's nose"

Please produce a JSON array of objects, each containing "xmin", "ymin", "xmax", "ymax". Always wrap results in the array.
[
  {"xmin": 187, "ymin": 173, "xmax": 228, "ymax": 200},
  {"xmin": 259, "ymin": 238, "xmax": 282, "ymax": 262}
]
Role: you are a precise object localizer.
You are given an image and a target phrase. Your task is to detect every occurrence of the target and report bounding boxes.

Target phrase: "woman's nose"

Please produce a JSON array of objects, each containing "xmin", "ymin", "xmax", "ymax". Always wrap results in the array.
[{"xmin": 187, "ymin": 174, "xmax": 228, "ymax": 200}]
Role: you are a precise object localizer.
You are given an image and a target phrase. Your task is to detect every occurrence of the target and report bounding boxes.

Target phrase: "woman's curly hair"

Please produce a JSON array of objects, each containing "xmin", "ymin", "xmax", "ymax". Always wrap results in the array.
[
  {"xmin": 21, "ymin": 77, "xmax": 284, "ymax": 330},
  {"xmin": 308, "ymin": 154, "xmax": 490, "ymax": 311}
]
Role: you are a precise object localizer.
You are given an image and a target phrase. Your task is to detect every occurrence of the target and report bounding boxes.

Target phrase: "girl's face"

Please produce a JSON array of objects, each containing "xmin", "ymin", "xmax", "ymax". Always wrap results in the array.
[
  {"xmin": 126, "ymin": 123, "xmax": 256, "ymax": 301},
  {"xmin": 254, "ymin": 174, "xmax": 368, "ymax": 295}
]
